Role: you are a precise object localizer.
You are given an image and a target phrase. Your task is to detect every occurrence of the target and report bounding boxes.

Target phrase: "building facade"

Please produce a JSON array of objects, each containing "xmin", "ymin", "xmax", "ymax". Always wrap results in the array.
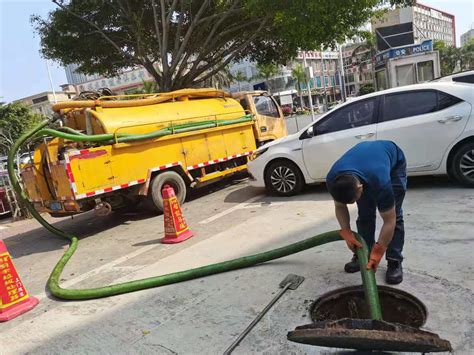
[
  {"xmin": 75, "ymin": 67, "xmax": 154, "ymax": 94},
  {"xmin": 14, "ymin": 90, "xmax": 76, "ymax": 116},
  {"xmin": 372, "ymin": 1, "xmax": 456, "ymax": 47},
  {"xmin": 461, "ymin": 27, "xmax": 474, "ymax": 46},
  {"xmin": 228, "ymin": 50, "xmax": 346, "ymax": 109},
  {"xmin": 64, "ymin": 64, "xmax": 101, "ymax": 85}
]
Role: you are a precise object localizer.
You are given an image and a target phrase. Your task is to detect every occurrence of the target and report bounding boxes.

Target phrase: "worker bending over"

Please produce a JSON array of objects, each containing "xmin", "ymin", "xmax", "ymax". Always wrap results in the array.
[{"xmin": 326, "ymin": 141, "xmax": 407, "ymax": 284}]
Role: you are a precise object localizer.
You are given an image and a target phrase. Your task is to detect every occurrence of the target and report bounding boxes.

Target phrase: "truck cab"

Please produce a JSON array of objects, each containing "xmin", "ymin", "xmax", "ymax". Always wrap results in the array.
[{"xmin": 232, "ymin": 91, "xmax": 287, "ymax": 146}]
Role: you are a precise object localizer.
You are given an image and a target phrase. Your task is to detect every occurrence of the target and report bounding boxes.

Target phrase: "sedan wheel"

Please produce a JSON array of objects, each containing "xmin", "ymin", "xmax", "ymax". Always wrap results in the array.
[
  {"xmin": 459, "ymin": 149, "xmax": 474, "ymax": 180},
  {"xmin": 451, "ymin": 142, "xmax": 474, "ymax": 187},
  {"xmin": 271, "ymin": 166, "xmax": 297, "ymax": 193},
  {"xmin": 265, "ymin": 160, "xmax": 304, "ymax": 196}
]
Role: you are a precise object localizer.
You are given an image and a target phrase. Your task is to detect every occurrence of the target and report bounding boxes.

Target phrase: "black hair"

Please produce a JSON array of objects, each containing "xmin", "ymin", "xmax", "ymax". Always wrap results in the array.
[{"xmin": 328, "ymin": 174, "xmax": 360, "ymax": 204}]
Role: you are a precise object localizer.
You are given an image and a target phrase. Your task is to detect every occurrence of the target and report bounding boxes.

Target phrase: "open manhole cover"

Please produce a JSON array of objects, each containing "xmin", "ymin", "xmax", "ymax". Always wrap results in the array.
[{"xmin": 311, "ymin": 285, "xmax": 427, "ymax": 327}]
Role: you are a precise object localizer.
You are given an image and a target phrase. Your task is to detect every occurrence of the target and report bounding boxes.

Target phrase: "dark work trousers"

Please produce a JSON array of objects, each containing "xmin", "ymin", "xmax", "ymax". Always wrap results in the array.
[{"xmin": 356, "ymin": 162, "xmax": 407, "ymax": 262}]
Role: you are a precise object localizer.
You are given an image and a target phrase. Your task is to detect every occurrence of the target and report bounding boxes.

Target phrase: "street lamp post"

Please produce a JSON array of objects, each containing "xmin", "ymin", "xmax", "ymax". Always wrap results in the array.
[
  {"xmin": 338, "ymin": 44, "xmax": 346, "ymax": 102},
  {"xmin": 302, "ymin": 51, "xmax": 316, "ymax": 122},
  {"xmin": 320, "ymin": 46, "xmax": 328, "ymax": 112},
  {"xmin": 45, "ymin": 60, "xmax": 57, "ymax": 103}
]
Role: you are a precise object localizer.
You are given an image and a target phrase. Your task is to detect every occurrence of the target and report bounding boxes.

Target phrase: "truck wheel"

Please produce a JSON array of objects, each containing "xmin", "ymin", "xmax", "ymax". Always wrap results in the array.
[
  {"xmin": 264, "ymin": 160, "xmax": 304, "ymax": 196},
  {"xmin": 147, "ymin": 171, "xmax": 187, "ymax": 213},
  {"xmin": 450, "ymin": 142, "xmax": 474, "ymax": 187}
]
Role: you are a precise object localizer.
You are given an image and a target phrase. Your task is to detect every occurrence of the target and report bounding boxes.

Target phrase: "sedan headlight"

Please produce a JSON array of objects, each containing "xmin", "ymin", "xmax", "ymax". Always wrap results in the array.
[{"xmin": 249, "ymin": 147, "xmax": 268, "ymax": 161}]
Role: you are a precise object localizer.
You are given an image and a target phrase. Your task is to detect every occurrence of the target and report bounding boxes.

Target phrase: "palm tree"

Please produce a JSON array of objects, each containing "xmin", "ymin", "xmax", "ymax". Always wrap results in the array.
[
  {"xmin": 233, "ymin": 70, "xmax": 247, "ymax": 91},
  {"xmin": 291, "ymin": 64, "xmax": 305, "ymax": 109},
  {"xmin": 255, "ymin": 63, "xmax": 279, "ymax": 93}
]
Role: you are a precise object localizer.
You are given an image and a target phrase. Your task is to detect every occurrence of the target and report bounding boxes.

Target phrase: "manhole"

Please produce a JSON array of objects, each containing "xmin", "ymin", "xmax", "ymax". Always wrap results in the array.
[
  {"xmin": 311, "ymin": 285, "xmax": 427, "ymax": 328},
  {"xmin": 287, "ymin": 286, "xmax": 452, "ymax": 352}
]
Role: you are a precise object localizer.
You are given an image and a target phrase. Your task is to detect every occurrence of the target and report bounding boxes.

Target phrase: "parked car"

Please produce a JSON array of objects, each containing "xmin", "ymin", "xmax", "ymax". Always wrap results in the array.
[{"xmin": 247, "ymin": 80, "xmax": 474, "ymax": 195}]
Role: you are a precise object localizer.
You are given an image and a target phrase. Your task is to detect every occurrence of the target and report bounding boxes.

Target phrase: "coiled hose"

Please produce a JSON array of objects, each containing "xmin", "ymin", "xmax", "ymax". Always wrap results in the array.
[{"xmin": 7, "ymin": 119, "xmax": 382, "ymax": 320}]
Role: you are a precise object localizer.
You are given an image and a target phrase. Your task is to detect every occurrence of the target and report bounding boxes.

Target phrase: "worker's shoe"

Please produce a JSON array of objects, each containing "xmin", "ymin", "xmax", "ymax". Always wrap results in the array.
[
  {"xmin": 386, "ymin": 260, "xmax": 403, "ymax": 284},
  {"xmin": 344, "ymin": 254, "xmax": 360, "ymax": 273}
]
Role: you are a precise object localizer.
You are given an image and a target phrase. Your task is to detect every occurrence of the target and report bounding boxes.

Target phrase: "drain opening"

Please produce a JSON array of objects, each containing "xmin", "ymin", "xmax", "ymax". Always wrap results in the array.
[{"xmin": 310, "ymin": 285, "xmax": 427, "ymax": 327}]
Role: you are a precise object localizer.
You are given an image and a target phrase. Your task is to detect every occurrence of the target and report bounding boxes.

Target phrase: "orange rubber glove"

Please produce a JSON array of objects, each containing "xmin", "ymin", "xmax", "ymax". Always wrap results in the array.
[
  {"xmin": 339, "ymin": 229, "xmax": 363, "ymax": 253},
  {"xmin": 366, "ymin": 243, "xmax": 387, "ymax": 272}
]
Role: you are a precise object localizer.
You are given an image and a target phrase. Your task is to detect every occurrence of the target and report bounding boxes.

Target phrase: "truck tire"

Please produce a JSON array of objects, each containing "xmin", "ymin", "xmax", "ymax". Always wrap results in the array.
[
  {"xmin": 147, "ymin": 171, "xmax": 187, "ymax": 213},
  {"xmin": 264, "ymin": 160, "xmax": 304, "ymax": 196},
  {"xmin": 450, "ymin": 142, "xmax": 474, "ymax": 187}
]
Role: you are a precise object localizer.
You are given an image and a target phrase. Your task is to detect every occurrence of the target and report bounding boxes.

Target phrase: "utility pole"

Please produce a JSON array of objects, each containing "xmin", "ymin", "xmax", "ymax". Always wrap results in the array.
[
  {"xmin": 338, "ymin": 44, "xmax": 346, "ymax": 102},
  {"xmin": 320, "ymin": 46, "xmax": 328, "ymax": 112},
  {"xmin": 302, "ymin": 51, "xmax": 316, "ymax": 121},
  {"xmin": 46, "ymin": 60, "xmax": 57, "ymax": 103}
]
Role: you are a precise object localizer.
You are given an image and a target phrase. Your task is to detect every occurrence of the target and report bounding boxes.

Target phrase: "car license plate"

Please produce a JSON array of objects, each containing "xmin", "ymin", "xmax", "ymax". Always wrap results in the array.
[{"xmin": 49, "ymin": 202, "xmax": 62, "ymax": 211}]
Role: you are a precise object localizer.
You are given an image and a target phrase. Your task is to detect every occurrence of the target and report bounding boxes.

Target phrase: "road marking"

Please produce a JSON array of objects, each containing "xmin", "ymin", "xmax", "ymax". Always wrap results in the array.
[
  {"xmin": 0, "ymin": 225, "xmax": 8, "ymax": 230},
  {"xmin": 36, "ymin": 243, "xmax": 158, "ymax": 301},
  {"xmin": 198, "ymin": 195, "xmax": 271, "ymax": 224}
]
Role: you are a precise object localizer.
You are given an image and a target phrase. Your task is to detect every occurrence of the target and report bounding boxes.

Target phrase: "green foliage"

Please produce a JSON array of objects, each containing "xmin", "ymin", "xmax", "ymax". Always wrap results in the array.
[
  {"xmin": 434, "ymin": 39, "xmax": 474, "ymax": 76},
  {"xmin": 233, "ymin": 71, "xmax": 247, "ymax": 83},
  {"xmin": 255, "ymin": 63, "xmax": 280, "ymax": 92},
  {"xmin": 358, "ymin": 83, "xmax": 375, "ymax": 96},
  {"xmin": 291, "ymin": 64, "xmax": 305, "ymax": 92},
  {"xmin": 0, "ymin": 103, "xmax": 44, "ymax": 153},
  {"xmin": 33, "ymin": 0, "xmax": 412, "ymax": 91}
]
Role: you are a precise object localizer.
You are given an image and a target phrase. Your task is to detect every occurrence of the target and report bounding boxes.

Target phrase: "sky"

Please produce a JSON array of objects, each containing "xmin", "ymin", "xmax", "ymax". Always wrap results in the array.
[{"xmin": 0, "ymin": 0, "xmax": 473, "ymax": 103}]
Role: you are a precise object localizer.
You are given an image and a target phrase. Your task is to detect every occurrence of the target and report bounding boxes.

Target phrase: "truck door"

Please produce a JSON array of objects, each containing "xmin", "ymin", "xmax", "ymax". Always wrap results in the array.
[{"xmin": 251, "ymin": 94, "xmax": 287, "ymax": 144}]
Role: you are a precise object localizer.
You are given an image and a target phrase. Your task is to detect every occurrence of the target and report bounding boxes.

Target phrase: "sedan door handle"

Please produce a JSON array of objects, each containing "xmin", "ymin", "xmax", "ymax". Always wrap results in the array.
[
  {"xmin": 438, "ymin": 115, "xmax": 463, "ymax": 124},
  {"xmin": 355, "ymin": 133, "xmax": 375, "ymax": 140}
]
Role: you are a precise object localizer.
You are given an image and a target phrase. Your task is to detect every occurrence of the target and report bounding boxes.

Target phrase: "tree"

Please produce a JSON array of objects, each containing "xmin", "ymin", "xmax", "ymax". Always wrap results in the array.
[
  {"xmin": 358, "ymin": 83, "xmax": 375, "ymax": 96},
  {"xmin": 434, "ymin": 40, "xmax": 459, "ymax": 76},
  {"xmin": 255, "ymin": 63, "xmax": 279, "ymax": 93},
  {"xmin": 199, "ymin": 65, "xmax": 234, "ymax": 89},
  {"xmin": 460, "ymin": 38, "xmax": 474, "ymax": 70},
  {"xmin": 0, "ymin": 103, "xmax": 44, "ymax": 155},
  {"xmin": 33, "ymin": 0, "xmax": 412, "ymax": 91},
  {"xmin": 233, "ymin": 70, "xmax": 247, "ymax": 91},
  {"xmin": 291, "ymin": 64, "xmax": 305, "ymax": 108}
]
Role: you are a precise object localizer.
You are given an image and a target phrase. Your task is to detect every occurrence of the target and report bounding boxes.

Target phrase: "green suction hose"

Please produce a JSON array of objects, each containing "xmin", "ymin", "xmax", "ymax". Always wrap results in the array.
[{"xmin": 7, "ymin": 119, "xmax": 382, "ymax": 320}]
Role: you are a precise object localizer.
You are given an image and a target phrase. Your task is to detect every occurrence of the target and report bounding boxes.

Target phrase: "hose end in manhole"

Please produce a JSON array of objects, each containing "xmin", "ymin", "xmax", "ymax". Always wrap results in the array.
[{"xmin": 287, "ymin": 285, "xmax": 452, "ymax": 352}]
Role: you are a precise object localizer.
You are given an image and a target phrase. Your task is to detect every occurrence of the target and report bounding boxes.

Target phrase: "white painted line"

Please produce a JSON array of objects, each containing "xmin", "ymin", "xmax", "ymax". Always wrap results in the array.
[
  {"xmin": 0, "ymin": 225, "xmax": 8, "ymax": 230},
  {"xmin": 36, "ymin": 243, "xmax": 158, "ymax": 301},
  {"xmin": 240, "ymin": 202, "xmax": 285, "ymax": 209},
  {"xmin": 198, "ymin": 195, "xmax": 263, "ymax": 224}
]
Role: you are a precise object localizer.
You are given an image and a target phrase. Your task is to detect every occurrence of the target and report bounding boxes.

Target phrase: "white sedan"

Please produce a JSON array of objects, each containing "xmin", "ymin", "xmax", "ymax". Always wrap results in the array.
[{"xmin": 247, "ymin": 79, "xmax": 474, "ymax": 196}]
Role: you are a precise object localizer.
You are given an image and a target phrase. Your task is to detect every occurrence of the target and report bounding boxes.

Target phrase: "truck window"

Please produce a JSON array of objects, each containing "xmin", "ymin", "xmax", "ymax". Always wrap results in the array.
[
  {"xmin": 239, "ymin": 98, "xmax": 249, "ymax": 112},
  {"xmin": 253, "ymin": 96, "xmax": 280, "ymax": 118}
]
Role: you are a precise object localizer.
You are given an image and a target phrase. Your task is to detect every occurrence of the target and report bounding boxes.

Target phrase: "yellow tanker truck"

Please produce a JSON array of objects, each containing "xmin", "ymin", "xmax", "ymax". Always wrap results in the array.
[{"xmin": 20, "ymin": 88, "xmax": 287, "ymax": 216}]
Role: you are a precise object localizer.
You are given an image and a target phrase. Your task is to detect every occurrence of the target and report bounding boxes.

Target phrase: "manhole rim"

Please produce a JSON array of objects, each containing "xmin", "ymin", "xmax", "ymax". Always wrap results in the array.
[{"xmin": 310, "ymin": 285, "xmax": 428, "ymax": 327}]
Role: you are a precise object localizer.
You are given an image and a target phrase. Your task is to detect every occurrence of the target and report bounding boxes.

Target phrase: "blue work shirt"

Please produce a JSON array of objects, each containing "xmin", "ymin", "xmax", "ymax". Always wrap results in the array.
[{"xmin": 326, "ymin": 141, "xmax": 406, "ymax": 212}]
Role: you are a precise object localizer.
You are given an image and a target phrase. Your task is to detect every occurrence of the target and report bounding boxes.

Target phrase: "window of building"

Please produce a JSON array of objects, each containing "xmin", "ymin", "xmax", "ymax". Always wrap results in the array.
[
  {"xmin": 417, "ymin": 61, "xmax": 434, "ymax": 82},
  {"xmin": 395, "ymin": 64, "xmax": 415, "ymax": 87},
  {"xmin": 32, "ymin": 96, "xmax": 48, "ymax": 104},
  {"xmin": 376, "ymin": 70, "xmax": 388, "ymax": 91}
]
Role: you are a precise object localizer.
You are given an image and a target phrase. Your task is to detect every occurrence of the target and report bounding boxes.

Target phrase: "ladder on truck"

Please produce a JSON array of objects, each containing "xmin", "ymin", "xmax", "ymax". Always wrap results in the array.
[{"xmin": 0, "ymin": 159, "xmax": 23, "ymax": 220}]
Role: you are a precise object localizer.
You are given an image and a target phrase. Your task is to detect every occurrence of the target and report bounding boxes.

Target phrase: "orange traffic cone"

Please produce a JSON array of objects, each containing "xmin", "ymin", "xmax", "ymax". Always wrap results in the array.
[
  {"xmin": 0, "ymin": 240, "xmax": 39, "ymax": 322},
  {"xmin": 161, "ymin": 185, "xmax": 194, "ymax": 244}
]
